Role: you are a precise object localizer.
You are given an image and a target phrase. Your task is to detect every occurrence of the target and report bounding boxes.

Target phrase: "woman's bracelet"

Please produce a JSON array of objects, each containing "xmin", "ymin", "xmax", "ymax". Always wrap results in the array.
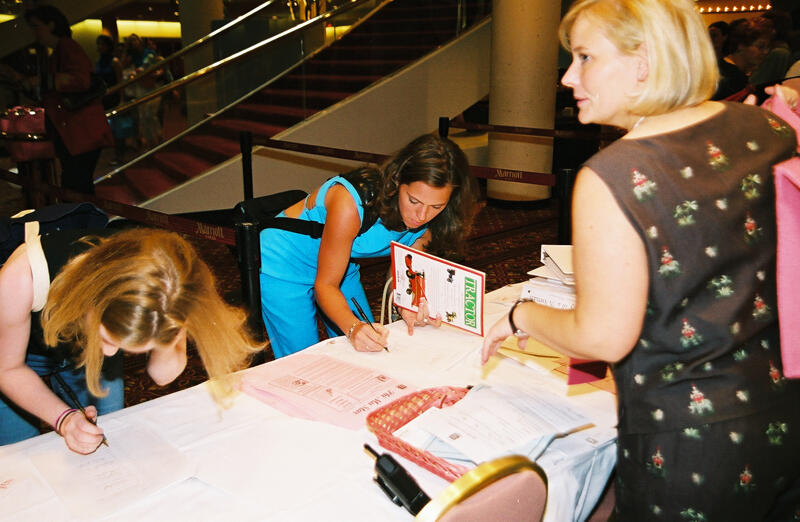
[
  {"xmin": 508, "ymin": 299, "xmax": 530, "ymax": 338},
  {"xmin": 346, "ymin": 320, "xmax": 362, "ymax": 341},
  {"xmin": 54, "ymin": 408, "xmax": 78, "ymax": 436}
]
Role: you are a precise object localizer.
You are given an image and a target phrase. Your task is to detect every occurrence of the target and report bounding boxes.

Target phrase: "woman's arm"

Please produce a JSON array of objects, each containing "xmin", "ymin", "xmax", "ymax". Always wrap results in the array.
[
  {"xmin": 314, "ymin": 185, "xmax": 388, "ymax": 351},
  {"xmin": 482, "ymin": 166, "xmax": 649, "ymax": 364},
  {"xmin": 0, "ymin": 245, "xmax": 104, "ymax": 453}
]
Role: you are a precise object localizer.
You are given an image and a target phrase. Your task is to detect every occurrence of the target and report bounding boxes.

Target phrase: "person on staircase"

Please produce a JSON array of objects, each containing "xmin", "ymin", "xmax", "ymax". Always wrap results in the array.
[{"xmin": 0, "ymin": 6, "xmax": 113, "ymax": 195}]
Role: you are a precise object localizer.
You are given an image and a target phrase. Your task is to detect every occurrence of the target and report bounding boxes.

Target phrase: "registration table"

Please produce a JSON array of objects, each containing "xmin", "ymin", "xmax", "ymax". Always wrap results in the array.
[{"xmin": 1, "ymin": 283, "xmax": 617, "ymax": 521}]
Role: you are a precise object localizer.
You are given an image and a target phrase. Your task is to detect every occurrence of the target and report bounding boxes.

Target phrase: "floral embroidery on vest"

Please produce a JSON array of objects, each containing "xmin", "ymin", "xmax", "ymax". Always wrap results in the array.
[
  {"xmin": 659, "ymin": 246, "xmax": 681, "ymax": 277},
  {"xmin": 688, "ymin": 383, "xmax": 714, "ymax": 415},
  {"xmin": 674, "ymin": 200, "xmax": 699, "ymax": 226},
  {"xmin": 632, "ymin": 168, "xmax": 657, "ymax": 201},
  {"xmin": 680, "ymin": 319, "xmax": 703, "ymax": 349},
  {"xmin": 706, "ymin": 141, "xmax": 730, "ymax": 170},
  {"xmin": 708, "ymin": 275, "xmax": 734, "ymax": 298},
  {"xmin": 740, "ymin": 174, "xmax": 762, "ymax": 200}
]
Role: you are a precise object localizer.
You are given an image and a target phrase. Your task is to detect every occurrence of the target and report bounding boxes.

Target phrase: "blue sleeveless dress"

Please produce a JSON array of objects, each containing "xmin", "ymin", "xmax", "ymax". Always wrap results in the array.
[{"xmin": 259, "ymin": 175, "xmax": 426, "ymax": 358}]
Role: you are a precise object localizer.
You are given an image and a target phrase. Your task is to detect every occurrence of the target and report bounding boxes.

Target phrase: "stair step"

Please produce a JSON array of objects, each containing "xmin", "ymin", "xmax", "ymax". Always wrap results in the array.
[
  {"xmin": 153, "ymin": 151, "xmax": 213, "ymax": 181},
  {"xmin": 236, "ymin": 104, "xmax": 317, "ymax": 119},
  {"xmin": 211, "ymin": 119, "xmax": 287, "ymax": 137},
  {"xmin": 282, "ymin": 73, "xmax": 383, "ymax": 84},
  {"xmin": 95, "ymin": 182, "xmax": 141, "ymax": 206},
  {"xmin": 124, "ymin": 167, "xmax": 180, "ymax": 200},
  {"xmin": 181, "ymin": 135, "xmax": 242, "ymax": 158}
]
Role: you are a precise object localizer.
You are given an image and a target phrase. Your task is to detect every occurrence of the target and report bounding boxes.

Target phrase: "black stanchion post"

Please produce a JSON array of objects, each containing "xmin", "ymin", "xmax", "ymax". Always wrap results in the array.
[
  {"xmin": 235, "ymin": 221, "xmax": 266, "ymax": 347},
  {"xmin": 556, "ymin": 167, "xmax": 576, "ymax": 245},
  {"xmin": 240, "ymin": 131, "xmax": 254, "ymax": 201},
  {"xmin": 438, "ymin": 116, "xmax": 450, "ymax": 139}
]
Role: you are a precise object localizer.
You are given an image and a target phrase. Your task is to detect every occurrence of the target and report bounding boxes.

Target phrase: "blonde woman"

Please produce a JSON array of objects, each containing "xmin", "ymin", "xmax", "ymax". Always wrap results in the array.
[
  {"xmin": 482, "ymin": 0, "xmax": 800, "ymax": 519},
  {"xmin": 0, "ymin": 227, "xmax": 262, "ymax": 454}
]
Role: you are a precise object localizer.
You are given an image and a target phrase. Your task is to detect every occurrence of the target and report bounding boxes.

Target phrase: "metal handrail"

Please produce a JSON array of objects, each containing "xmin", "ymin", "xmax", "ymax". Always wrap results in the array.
[
  {"xmin": 96, "ymin": 0, "xmax": 390, "ymax": 183},
  {"xmin": 104, "ymin": 0, "xmax": 382, "ymax": 120},
  {"xmin": 105, "ymin": 0, "xmax": 279, "ymax": 99}
]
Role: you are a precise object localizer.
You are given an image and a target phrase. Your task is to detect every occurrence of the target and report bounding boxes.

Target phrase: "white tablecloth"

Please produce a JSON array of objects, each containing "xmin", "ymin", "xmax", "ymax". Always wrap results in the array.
[{"xmin": 0, "ymin": 283, "xmax": 617, "ymax": 521}]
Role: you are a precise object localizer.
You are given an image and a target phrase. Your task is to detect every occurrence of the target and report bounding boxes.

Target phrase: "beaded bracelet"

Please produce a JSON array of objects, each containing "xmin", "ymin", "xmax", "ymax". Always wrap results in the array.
[
  {"xmin": 346, "ymin": 320, "xmax": 362, "ymax": 340},
  {"xmin": 54, "ymin": 408, "xmax": 78, "ymax": 436}
]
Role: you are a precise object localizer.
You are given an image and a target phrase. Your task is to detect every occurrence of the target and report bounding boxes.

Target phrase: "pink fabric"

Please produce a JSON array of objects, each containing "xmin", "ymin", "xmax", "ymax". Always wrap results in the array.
[
  {"xmin": 762, "ymin": 94, "xmax": 800, "ymax": 378},
  {"xmin": 774, "ymin": 157, "xmax": 800, "ymax": 378},
  {"xmin": 568, "ymin": 359, "xmax": 608, "ymax": 384}
]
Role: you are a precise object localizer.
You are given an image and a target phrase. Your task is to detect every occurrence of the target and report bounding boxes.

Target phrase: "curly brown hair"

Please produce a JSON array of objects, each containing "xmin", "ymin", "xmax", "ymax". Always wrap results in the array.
[{"xmin": 370, "ymin": 133, "xmax": 478, "ymax": 259}]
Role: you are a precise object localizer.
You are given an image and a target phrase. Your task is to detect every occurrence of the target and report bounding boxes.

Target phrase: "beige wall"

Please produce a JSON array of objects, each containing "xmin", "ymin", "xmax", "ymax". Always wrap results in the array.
[{"xmin": 142, "ymin": 18, "xmax": 491, "ymax": 213}]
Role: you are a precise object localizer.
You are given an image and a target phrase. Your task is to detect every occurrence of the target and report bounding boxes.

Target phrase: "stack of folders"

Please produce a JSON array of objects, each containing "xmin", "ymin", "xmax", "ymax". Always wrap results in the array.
[{"xmin": 521, "ymin": 244, "xmax": 575, "ymax": 309}]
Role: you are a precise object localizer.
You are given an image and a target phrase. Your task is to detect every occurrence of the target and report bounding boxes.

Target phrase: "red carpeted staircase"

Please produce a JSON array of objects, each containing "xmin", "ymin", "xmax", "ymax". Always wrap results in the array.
[{"xmin": 95, "ymin": 0, "xmax": 490, "ymax": 205}]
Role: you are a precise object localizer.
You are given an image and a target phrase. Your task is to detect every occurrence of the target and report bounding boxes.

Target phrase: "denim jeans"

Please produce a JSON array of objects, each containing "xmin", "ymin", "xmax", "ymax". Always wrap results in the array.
[{"xmin": 0, "ymin": 351, "xmax": 123, "ymax": 445}]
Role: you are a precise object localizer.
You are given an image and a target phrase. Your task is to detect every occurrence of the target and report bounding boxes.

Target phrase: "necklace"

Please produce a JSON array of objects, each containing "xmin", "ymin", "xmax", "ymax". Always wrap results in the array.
[{"xmin": 632, "ymin": 116, "xmax": 646, "ymax": 130}]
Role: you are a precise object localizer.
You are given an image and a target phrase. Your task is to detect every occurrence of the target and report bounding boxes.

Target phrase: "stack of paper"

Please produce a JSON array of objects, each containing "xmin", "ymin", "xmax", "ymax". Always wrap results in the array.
[
  {"xmin": 540, "ymin": 244, "xmax": 574, "ymax": 285},
  {"xmin": 522, "ymin": 245, "xmax": 576, "ymax": 309},
  {"xmin": 394, "ymin": 384, "xmax": 592, "ymax": 467}
]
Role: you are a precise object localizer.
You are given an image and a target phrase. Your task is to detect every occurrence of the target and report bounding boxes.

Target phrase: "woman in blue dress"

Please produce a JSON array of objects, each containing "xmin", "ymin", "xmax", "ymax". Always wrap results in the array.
[{"xmin": 260, "ymin": 133, "xmax": 478, "ymax": 358}]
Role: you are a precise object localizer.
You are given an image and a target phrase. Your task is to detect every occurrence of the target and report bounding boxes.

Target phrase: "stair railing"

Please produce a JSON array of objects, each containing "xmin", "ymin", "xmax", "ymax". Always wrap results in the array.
[
  {"xmin": 104, "ymin": 0, "xmax": 383, "ymax": 122},
  {"xmin": 96, "ymin": 0, "xmax": 391, "ymax": 184},
  {"xmin": 104, "ymin": 0, "xmax": 280, "ymax": 103}
]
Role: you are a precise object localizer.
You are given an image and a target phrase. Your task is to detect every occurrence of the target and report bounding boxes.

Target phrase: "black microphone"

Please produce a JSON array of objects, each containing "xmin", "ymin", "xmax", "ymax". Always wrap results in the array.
[{"xmin": 364, "ymin": 443, "xmax": 431, "ymax": 515}]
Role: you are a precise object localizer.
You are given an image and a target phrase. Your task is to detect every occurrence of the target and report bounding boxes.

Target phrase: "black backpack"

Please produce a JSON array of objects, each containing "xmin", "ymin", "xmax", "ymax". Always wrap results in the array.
[
  {"xmin": 1, "ymin": 202, "xmax": 109, "ymax": 265},
  {"xmin": 235, "ymin": 168, "xmax": 380, "ymax": 238}
]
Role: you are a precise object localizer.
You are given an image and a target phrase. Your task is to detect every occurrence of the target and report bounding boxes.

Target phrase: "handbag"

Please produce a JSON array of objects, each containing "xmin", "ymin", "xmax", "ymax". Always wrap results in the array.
[
  {"xmin": 59, "ymin": 73, "xmax": 107, "ymax": 112},
  {"xmin": 0, "ymin": 106, "xmax": 55, "ymax": 162}
]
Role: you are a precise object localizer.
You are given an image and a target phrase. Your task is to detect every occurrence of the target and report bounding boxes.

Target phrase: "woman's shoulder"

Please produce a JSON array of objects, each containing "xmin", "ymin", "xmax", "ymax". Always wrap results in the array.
[{"xmin": 0, "ymin": 244, "xmax": 34, "ymax": 317}]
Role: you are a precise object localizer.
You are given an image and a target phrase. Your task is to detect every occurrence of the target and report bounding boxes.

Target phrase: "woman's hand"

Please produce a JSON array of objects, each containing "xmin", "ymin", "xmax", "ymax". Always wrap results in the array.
[
  {"xmin": 480, "ymin": 313, "xmax": 516, "ymax": 364},
  {"xmin": 399, "ymin": 297, "xmax": 442, "ymax": 335},
  {"xmin": 744, "ymin": 84, "xmax": 799, "ymax": 110},
  {"xmin": 60, "ymin": 406, "xmax": 105, "ymax": 455},
  {"xmin": 348, "ymin": 322, "xmax": 388, "ymax": 352}
]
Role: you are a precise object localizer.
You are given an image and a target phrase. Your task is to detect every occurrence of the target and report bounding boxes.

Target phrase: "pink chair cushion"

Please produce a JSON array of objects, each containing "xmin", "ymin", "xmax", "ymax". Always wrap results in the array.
[{"xmin": 438, "ymin": 470, "xmax": 547, "ymax": 522}]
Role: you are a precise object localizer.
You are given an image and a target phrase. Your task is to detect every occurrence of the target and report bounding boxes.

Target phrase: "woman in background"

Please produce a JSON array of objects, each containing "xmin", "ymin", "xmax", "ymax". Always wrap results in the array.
[
  {"xmin": 482, "ymin": 0, "xmax": 800, "ymax": 519},
  {"xmin": 21, "ymin": 6, "xmax": 112, "ymax": 194},
  {"xmin": 260, "ymin": 133, "xmax": 478, "ymax": 358}
]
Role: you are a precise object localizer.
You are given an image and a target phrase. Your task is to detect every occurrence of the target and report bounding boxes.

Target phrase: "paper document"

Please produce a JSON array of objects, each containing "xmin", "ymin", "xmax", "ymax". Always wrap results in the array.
[
  {"xmin": 241, "ymin": 353, "xmax": 415, "ymax": 430},
  {"xmin": 402, "ymin": 384, "xmax": 592, "ymax": 464},
  {"xmin": 538, "ymin": 244, "xmax": 574, "ymax": 285},
  {"xmin": 0, "ymin": 453, "xmax": 54, "ymax": 519},
  {"xmin": 391, "ymin": 242, "xmax": 486, "ymax": 335},
  {"xmin": 26, "ymin": 420, "xmax": 192, "ymax": 520}
]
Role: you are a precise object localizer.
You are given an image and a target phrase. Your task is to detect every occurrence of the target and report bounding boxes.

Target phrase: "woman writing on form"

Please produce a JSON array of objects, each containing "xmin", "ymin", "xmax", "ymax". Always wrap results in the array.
[
  {"xmin": 260, "ymin": 133, "xmax": 478, "ymax": 358},
  {"xmin": 0, "ymin": 228, "xmax": 263, "ymax": 454},
  {"xmin": 482, "ymin": 0, "xmax": 800, "ymax": 519}
]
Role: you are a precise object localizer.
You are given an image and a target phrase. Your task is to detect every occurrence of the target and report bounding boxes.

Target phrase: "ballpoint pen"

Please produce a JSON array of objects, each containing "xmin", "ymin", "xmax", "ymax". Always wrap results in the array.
[
  {"xmin": 350, "ymin": 297, "xmax": 389, "ymax": 352},
  {"xmin": 52, "ymin": 372, "xmax": 109, "ymax": 447}
]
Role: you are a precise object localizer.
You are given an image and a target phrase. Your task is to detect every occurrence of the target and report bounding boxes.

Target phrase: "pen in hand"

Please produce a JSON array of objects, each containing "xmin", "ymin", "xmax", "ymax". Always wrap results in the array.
[
  {"xmin": 52, "ymin": 372, "xmax": 109, "ymax": 447},
  {"xmin": 350, "ymin": 297, "xmax": 389, "ymax": 352}
]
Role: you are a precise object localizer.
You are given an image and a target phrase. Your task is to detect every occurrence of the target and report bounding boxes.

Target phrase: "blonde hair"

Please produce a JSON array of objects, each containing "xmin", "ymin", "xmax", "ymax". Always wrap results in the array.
[
  {"xmin": 559, "ymin": 0, "xmax": 719, "ymax": 115},
  {"xmin": 41, "ymin": 228, "xmax": 263, "ymax": 404}
]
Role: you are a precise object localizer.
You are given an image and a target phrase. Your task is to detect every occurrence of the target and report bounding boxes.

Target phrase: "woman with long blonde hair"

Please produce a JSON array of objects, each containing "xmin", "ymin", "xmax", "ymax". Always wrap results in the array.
[
  {"xmin": 482, "ymin": 0, "xmax": 800, "ymax": 518},
  {"xmin": 0, "ymin": 227, "xmax": 262, "ymax": 454}
]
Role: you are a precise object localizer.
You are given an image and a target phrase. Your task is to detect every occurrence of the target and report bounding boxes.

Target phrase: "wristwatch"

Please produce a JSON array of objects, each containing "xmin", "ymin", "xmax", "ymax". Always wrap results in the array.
[{"xmin": 508, "ymin": 299, "xmax": 530, "ymax": 338}]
